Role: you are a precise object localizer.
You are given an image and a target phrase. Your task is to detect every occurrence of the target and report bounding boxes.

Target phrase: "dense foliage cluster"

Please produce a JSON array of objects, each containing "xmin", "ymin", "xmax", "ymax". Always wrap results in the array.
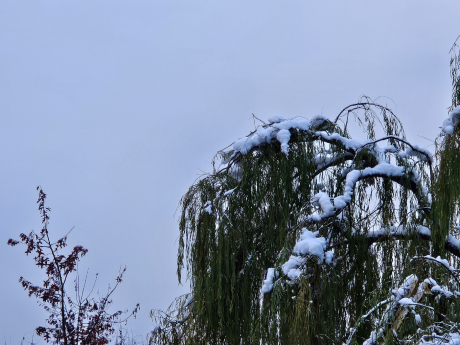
[{"xmin": 149, "ymin": 39, "xmax": 460, "ymax": 344}]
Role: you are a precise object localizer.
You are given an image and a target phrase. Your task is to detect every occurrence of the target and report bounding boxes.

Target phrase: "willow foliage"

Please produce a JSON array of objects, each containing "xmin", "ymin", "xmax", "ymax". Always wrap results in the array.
[
  {"xmin": 149, "ymin": 41, "xmax": 460, "ymax": 345},
  {"xmin": 431, "ymin": 36, "xmax": 460, "ymax": 257}
]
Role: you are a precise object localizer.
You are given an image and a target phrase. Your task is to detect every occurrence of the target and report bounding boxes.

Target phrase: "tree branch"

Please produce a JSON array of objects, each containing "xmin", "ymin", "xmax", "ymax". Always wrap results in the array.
[{"xmin": 367, "ymin": 226, "xmax": 460, "ymax": 258}]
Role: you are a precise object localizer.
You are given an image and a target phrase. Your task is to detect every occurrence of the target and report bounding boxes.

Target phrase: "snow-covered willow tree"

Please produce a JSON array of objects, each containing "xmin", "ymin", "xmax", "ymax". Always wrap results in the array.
[{"xmin": 149, "ymin": 40, "xmax": 460, "ymax": 345}]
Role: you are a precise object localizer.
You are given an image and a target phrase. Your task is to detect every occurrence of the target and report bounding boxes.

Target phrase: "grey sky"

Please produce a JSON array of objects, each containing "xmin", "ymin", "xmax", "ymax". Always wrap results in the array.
[{"xmin": 1, "ymin": 0, "xmax": 460, "ymax": 342}]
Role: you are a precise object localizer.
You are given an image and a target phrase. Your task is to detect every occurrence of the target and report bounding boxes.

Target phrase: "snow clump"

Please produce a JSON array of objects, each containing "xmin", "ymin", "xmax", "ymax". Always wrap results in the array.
[{"xmin": 442, "ymin": 105, "xmax": 460, "ymax": 135}]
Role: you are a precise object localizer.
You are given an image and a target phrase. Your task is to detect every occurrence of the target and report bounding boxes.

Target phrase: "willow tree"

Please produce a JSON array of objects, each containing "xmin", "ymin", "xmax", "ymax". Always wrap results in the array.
[{"xmin": 149, "ymin": 40, "xmax": 460, "ymax": 345}]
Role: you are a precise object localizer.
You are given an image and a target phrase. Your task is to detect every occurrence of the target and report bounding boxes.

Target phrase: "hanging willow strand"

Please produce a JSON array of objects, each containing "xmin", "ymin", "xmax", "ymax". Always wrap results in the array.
[{"xmin": 432, "ymin": 38, "xmax": 460, "ymax": 257}]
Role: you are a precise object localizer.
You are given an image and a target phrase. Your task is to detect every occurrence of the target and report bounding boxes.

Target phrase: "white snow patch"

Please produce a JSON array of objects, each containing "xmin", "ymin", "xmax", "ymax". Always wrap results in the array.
[
  {"xmin": 282, "ymin": 255, "xmax": 306, "ymax": 279},
  {"xmin": 273, "ymin": 117, "xmax": 312, "ymax": 131},
  {"xmin": 268, "ymin": 114, "xmax": 289, "ymax": 124},
  {"xmin": 367, "ymin": 225, "xmax": 406, "ymax": 238},
  {"xmin": 393, "ymin": 274, "xmax": 418, "ymax": 303},
  {"xmin": 431, "ymin": 285, "xmax": 454, "ymax": 298},
  {"xmin": 316, "ymin": 192, "xmax": 335, "ymax": 215},
  {"xmin": 421, "ymin": 255, "xmax": 456, "ymax": 272},
  {"xmin": 323, "ymin": 163, "xmax": 406, "ymax": 219},
  {"xmin": 310, "ymin": 114, "xmax": 328, "ymax": 128},
  {"xmin": 232, "ymin": 116, "xmax": 313, "ymax": 156},
  {"xmin": 276, "ymin": 129, "xmax": 291, "ymax": 155},
  {"xmin": 397, "ymin": 144, "xmax": 433, "ymax": 162},
  {"xmin": 416, "ymin": 225, "xmax": 431, "ymax": 236},
  {"xmin": 233, "ymin": 126, "xmax": 276, "ymax": 154},
  {"xmin": 293, "ymin": 229, "xmax": 327, "ymax": 262},
  {"xmin": 448, "ymin": 234, "xmax": 460, "ymax": 249},
  {"xmin": 325, "ymin": 251, "xmax": 334, "ymax": 264},
  {"xmin": 398, "ymin": 297, "xmax": 416, "ymax": 307},
  {"xmin": 279, "ymin": 229, "xmax": 330, "ymax": 281},
  {"xmin": 442, "ymin": 105, "xmax": 460, "ymax": 135},
  {"xmin": 223, "ymin": 188, "xmax": 236, "ymax": 196},
  {"xmin": 262, "ymin": 268, "xmax": 275, "ymax": 293},
  {"xmin": 316, "ymin": 131, "xmax": 364, "ymax": 150},
  {"xmin": 204, "ymin": 201, "xmax": 212, "ymax": 214}
]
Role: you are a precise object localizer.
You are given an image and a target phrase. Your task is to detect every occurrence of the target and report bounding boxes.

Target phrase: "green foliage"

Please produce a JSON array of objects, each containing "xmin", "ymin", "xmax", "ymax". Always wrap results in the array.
[
  {"xmin": 431, "ymin": 37, "xmax": 460, "ymax": 256},
  {"xmin": 150, "ymin": 39, "xmax": 460, "ymax": 345},
  {"xmin": 449, "ymin": 36, "xmax": 460, "ymax": 112},
  {"xmin": 150, "ymin": 99, "xmax": 439, "ymax": 344},
  {"xmin": 432, "ymin": 129, "xmax": 460, "ymax": 256}
]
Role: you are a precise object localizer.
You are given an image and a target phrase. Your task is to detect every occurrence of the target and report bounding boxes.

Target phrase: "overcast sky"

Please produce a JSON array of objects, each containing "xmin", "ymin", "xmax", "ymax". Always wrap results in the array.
[{"xmin": 1, "ymin": 0, "xmax": 460, "ymax": 343}]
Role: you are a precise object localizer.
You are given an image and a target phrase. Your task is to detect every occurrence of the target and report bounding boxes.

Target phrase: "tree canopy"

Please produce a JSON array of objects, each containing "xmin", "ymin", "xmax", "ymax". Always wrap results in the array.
[{"xmin": 149, "ymin": 38, "xmax": 460, "ymax": 345}]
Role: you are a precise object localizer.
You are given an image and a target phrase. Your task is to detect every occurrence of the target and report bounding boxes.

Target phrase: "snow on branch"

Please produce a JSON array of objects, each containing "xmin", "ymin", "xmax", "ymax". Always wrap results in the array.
[
  {"xmin": 264, "ymin": 225, "xmax": 460, "ymax": 294},
  {"xmin": 262, "ymin": 229, "xmax": 333, "ymax": 292},
  {"xmin": 442, "ymin": 105, "xmax": 460, "ymax": 135},
  {"xmin": 307, "ymin": 163, "xmax": 419, "ymax": 222},
  {"xmin": 367, "ymin": 226, "xmax": 460, "ymax": 258}
]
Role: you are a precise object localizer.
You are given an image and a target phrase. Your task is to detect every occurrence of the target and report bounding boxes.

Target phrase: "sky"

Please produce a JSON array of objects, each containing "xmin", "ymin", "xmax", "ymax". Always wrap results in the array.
[{"xmin": 1, "ymin": 0, "xmax": 460, "ymax": 343}]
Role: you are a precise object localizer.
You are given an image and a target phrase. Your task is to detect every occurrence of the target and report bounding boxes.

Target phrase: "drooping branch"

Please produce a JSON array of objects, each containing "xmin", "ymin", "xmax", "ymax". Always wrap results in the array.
[
  {"xmin": 303, "ymin": 165, "xmax": 429, "ymax": 225},
  {"xmin": 366, "ymin": 225, "xmax": 460, "ymax": 258},
  {"xmin": 334, "ymin": 101, "xmax": 398, "ymax": 125}
]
